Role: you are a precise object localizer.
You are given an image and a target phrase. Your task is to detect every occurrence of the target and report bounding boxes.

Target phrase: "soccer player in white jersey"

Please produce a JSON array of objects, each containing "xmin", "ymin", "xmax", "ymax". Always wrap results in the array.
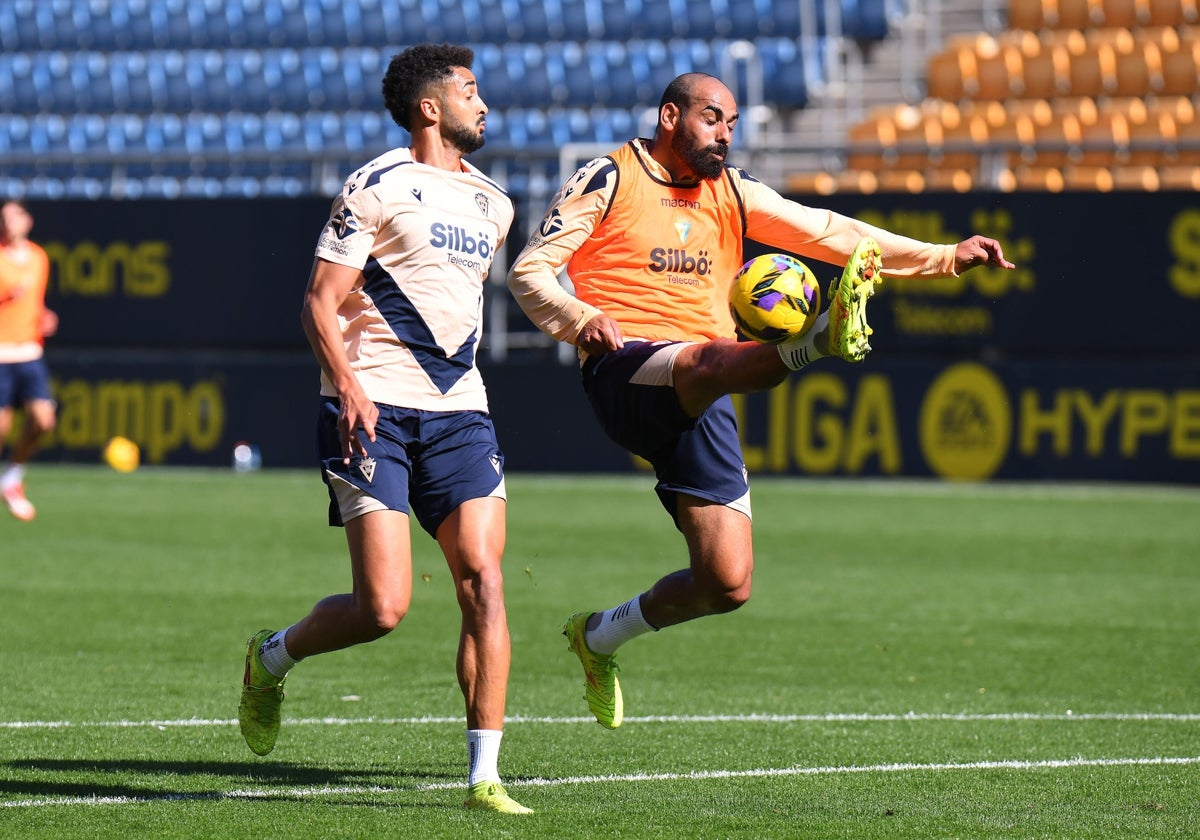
[{"xmin": 237, "ymin": 44, "xmax": 531, "ymax": 815}]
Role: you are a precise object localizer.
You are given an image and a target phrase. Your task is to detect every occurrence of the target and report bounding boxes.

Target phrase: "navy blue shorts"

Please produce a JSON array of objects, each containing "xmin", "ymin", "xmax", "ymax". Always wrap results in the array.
[
  {"xmin": 581, "ymin": 341, "xmax": 749, "ymax": 525},
  {"xmin": 316, "ymin": 397, "xmax": 505, "ymax": 537},
  {"xmin": 0, "ymin": 358, "xmax": 54, "ymax": 408}
]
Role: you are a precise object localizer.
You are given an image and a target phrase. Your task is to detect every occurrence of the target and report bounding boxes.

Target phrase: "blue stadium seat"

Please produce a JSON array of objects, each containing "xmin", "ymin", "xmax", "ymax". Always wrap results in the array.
[
  {"xmin": 596, "ymin": 0, "xmax": 634, "ymax": 39},
  {"xmin": 302, "ymin": 111, "xmax": 344, "ymax": 153},
  {"xmin": 105, "ymin": 114, "xmax": 146, "ymax": 156},
  {"xmin": 113, "ymin": 52, "xmax": 157, "ymax": 111},
  {"xmin": 0, "ymin": 2, "xmax": 19, "ymax": 52},
  {"xmin": 555, "ymin": 41, "xmax": 596, "ymax": 106},
  {"xmin": 508, "ymin": 43, "xmax": 556, "ymax": 108},
  {"xmin": 594, "ymin": 107, "xmax": 638, "ymax": 144},
  {"xmin": 475, "ymin": 45, "xmax": 511, "ymax": 106},
  {"xmin": 758, "ymin": 38, "xmax": 808, "ymax": 106},
  {"xmin": 261, "ymin": 112, "xmax": 304, "ymax": 152},
  {"xmin": 27, "ymin": 115, "xmax": 67, "ymax": 157},
  {"xmin": 183, "ymin": 113, "xmax": 225, "ymax": 156},
  {"xmin": 351, "ymin": 0, "xmax": 387, "ymax": 45},
  {"xmin": 11, "ymin": 0, "xmax": 49, "ymax": 49},
  {"xmin": 667, "ymin": 0, "xmax": 717, "ymax": 38},
  {"xmin": 644, "ymin": 40, "xmax": 681, "ymax": 92},
  {"xmin": 637, "ymin": 0, "xmax": 689, "ymax": 38},
  {"xmin": 143, "ymin": 113, "xmax": 187, "ymax": 155},
  {"xmin": 0, "ymin": 116, "xmax": 30, "ymax": 156},
  {"xmin": 31, "ymin": 52, "xmax": 74, "ymax": 113},
  {"xmin": 68, "ymin": 115, "xmax": 106, "ymax": 156},
  {"xmin": 514, "ymin": 0, "xmax": 553, "ymax": 40},
  {"xmin": 584, "ymin": 41, "xmax": 642, "ymax": 106},
  {"xmin": 222, "ymin": 112, "xmax": 263, "ymax": 156},
  {"xmin": 74, "ymin": 52, "xmax": 116, "ymax": 113},
  {"xmin": 118, "ymin": 0, "xmax": 163, "ymax": 48},
  {"xmin": 0, "ymin": 54, "xmax": 38, "ymax": 112},
  {"xmin": 677, "ymin": 39, "xmax": 718, "ymax": 77},
  {"xmin": 302, "ymin": 47, "xmax": 348, "ymax": 110},
  {"xmin": 845, "ymin": 0, "xmax": 892, "ymax": 39},
  {"xmin": 152, "ymin": 50, "xmax": 193, "ymax": 112},
  {"xmin": 766, "ymin": 0, "xmax": 802, "ymax": 36},
  {"xmin": 261, "ymin": 49, "xmax": 311, "ymax": 110},
  {"xmin": 390, "ymin": 0, "xmax": 434, "ymax": 43},
  {"xmin": 558, "ymin": 0, "xmax": 595, "ymax": 39}
]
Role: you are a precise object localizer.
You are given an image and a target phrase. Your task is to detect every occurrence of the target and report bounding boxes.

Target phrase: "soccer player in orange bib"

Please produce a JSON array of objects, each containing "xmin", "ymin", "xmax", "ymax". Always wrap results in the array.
[
  {"xmin": 0, "ymin": 199, "xmax": 58, "ymax": 522},
  {"xmin": 508, "ymin": 73, "xmax": 1014, "ymax": 729},
  {"xmin": 237, "ymin": 45, "xmax": 530, "ymax": 814}
]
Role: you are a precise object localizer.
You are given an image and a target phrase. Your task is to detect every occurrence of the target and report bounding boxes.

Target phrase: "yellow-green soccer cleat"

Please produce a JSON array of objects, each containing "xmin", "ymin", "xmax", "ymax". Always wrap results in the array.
[
  {"xmin": 826, "ymin": 236, "xmax": 883, "ymax": 362},
  {"xmin": 238, "ymin": 629, "xmax": 286, "ymax": 756},
  {"xmin": 463, "ymin": 781, "xmax": 533, "ymax": 814},
  {"xmin": 563, "ymin": 612, "xmax": 623, "ymax": 729}
]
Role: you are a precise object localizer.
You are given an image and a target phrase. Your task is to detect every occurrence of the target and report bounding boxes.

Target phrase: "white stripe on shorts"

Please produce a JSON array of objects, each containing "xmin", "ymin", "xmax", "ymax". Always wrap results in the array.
[{"xmin": 627, "ymin": 341, "xmax": 692, "ymax": 388}]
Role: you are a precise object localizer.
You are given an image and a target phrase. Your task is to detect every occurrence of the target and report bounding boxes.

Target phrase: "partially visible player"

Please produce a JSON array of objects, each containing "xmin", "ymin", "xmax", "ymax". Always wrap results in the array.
[
  {"xmin": 508, "ymin": 72, "xmax": 1014, "ymax": 729},
  {"xmin": 0, "ymin": 199, "xmax": 57, "ymax": 522},
  {"xmin": 237, "ymin": 44, "xmax": 531, "ymax": 815}
]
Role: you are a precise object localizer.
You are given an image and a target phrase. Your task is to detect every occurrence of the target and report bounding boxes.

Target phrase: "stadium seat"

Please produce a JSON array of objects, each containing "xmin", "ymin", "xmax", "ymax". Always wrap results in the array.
[
  {"xmin": 758, "ymin": 39, "xmax": 809, "ymax": 107},
  {"xmin": 0, "ymin": 54, "xmax": 38, "ymax": 112},
  {"xmin": 27, "ymin": 115, "xmax": 66, "ymax": 156},
  {"xmin": 1148, "ymin": 0, "xmax": 1200, "ymax": 23},
  {"xmin": 848, "ymin": 0, "xmax": 892, "ymax": 39},
  {"xmin": 1161, "ymin": 36, "xmax": 1200, "ymax": 95},
  {"xmin": 260, "ymin": 112, "xmax": 305, "ymax": 153},
  {"xmin": 557, "ymin": 0, "xmax": 595, "ymax": 39},
  {"xmin": 105, "ymin": 114, "xmax": 147, "ymax": 156},
  {"xmin": 143, "ymin": 113, "xmax": 188, "ymax": 156},
  {"xmin": 596, "ymin": 0, "xmax": 635, "ymax": 39},
  {"xmin": 1159, "ymin": 164, "xmax": 1200, "ymax": 188},
  {"xmin": 0, "ymin": 116, "xmax": 31, "ymax": 156},
  {"xmin": 183, "ymin": 113, "xmax": 226, "ymax": 156}
]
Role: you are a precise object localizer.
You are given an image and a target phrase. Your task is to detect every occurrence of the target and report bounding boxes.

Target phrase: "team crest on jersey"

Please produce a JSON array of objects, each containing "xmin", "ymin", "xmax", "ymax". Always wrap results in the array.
[
  {"xmin": 675, "ymin": 220, "xmax": 691, "ymax": 244},
  {"xmin": 356, "ymin": 456, "xmax": 376, "ymax": 483},
  {"xmin": 475, "ymin": 192, "xmax": 490, "ymax": 217},
  {"xmin": 331, "ymin": 209, "xmax": 358, "ymax": 239}
]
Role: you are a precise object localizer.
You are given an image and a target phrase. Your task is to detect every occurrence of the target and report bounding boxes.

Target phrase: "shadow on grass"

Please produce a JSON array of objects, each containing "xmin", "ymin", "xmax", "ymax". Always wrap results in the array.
[{"xmin": 0, "ymin": 759, "xmax": 460, "ymax": 806}]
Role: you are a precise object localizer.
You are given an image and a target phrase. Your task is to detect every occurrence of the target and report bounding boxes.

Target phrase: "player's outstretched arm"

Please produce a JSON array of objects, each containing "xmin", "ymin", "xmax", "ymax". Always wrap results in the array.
[{"xmin": 955, "ymin": 235, "xmax": 1016, "ymax": 274}]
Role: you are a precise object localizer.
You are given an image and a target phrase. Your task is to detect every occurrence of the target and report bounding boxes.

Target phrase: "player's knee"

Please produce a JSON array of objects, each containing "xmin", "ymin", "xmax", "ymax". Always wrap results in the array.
[
  {"xmin": 697, "ymin": 569, "xmax": 752, "ymax": 614},
  {"xmin": 363, "ymin": 598, "xmax": 408, "ymax": 637},
  {"xmin": 711, "ymin": 581, "xmax": 752, "ymax": 614},
  {"xmin": 454, "ymin": 563, "xmax": 505, "ymax": 614}
]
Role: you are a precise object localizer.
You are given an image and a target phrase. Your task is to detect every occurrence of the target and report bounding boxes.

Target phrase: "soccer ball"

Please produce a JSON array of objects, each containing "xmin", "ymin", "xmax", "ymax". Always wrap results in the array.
[
  {"xmin": 103, "ymin": 436, "xmax": 140, "ymax": 473},
  {"xmin": 728, "ymin": 253, "xmax": 821, "ymax": 343}
]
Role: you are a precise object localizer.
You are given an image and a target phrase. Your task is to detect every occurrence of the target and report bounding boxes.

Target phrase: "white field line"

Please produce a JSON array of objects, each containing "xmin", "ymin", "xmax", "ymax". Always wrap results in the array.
[
  {"xmin": 3, "ymin": 755, "xmax": 1199, "ymax": 809},
  {"xmin": 3, "ymin": 711, "xmax": 1200, "ymax": 729}
]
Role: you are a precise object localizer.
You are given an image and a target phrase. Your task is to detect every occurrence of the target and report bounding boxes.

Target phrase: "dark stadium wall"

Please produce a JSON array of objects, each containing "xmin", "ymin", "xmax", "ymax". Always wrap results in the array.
[{"xmin": 20, "ymin": 194, "xmax": 1200, "ymax": 484}]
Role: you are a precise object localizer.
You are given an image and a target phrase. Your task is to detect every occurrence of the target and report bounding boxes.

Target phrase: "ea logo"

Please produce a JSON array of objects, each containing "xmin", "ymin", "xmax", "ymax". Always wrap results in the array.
[{"xmin": 918, "ymin": 362, "xmax": 1011, "ymax": 481}]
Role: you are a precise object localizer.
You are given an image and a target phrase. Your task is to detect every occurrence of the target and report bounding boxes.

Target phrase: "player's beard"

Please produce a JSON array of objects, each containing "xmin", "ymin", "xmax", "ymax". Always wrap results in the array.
[
  {"xmin": 444, "ymin": 116, "xmax": 486, "ymax": 154},
  {"xmin": 673, "ymin": 125, "xmax": 728, "ymax": 180}
]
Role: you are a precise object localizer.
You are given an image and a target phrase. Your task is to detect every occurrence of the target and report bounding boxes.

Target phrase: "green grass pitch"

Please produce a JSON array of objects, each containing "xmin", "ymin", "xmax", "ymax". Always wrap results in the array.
[{"xmin": 2, "ymin": 466, "xmax": 1198, "ymax": 838}]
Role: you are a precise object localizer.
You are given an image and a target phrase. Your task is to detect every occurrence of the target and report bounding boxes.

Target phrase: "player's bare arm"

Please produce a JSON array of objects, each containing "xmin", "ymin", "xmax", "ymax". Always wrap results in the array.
[
  {"xmin": 954, "ymin": 235, "xmax": 1015, "ymax": 273},
  {"xmin": 300, "ymin": 257, "xmax": 379, "ymax": 462}
]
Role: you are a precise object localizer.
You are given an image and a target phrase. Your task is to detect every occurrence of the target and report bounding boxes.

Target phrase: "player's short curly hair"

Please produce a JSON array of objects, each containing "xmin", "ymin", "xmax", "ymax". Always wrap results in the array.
[{"xmin": 381, "ymin": 43, "xmax": 476, "ymax": 131}]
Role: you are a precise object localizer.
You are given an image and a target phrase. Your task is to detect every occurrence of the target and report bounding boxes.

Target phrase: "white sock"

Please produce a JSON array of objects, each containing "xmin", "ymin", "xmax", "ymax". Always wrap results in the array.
[
  {"xmin": 587, "ymin": 595, "xmax": 656, "ymax": 655},
  {"xmin": 258, "ymin": 627, "xmax": 298, "ymax": 678},
  {"xmin": 777, "ymin": 310, "xmax": 830, "ymax": 371},
  {"xmin": 467, "ymin": 729, "xmax": 503, "ymax": 786},
  {"xmin": 0, "ymin": 463, "xmax": 24, "ymax": 490}
]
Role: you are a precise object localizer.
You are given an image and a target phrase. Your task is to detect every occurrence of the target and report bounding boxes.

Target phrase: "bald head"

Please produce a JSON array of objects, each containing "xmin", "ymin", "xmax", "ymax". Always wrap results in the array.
[
  {"xmin": 658, "ymin": 73, "xmax": 734, "ymax": 112},
  {"xmin": 651, "ymin": 73, "xmax": 738, "ymax": 181}
]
